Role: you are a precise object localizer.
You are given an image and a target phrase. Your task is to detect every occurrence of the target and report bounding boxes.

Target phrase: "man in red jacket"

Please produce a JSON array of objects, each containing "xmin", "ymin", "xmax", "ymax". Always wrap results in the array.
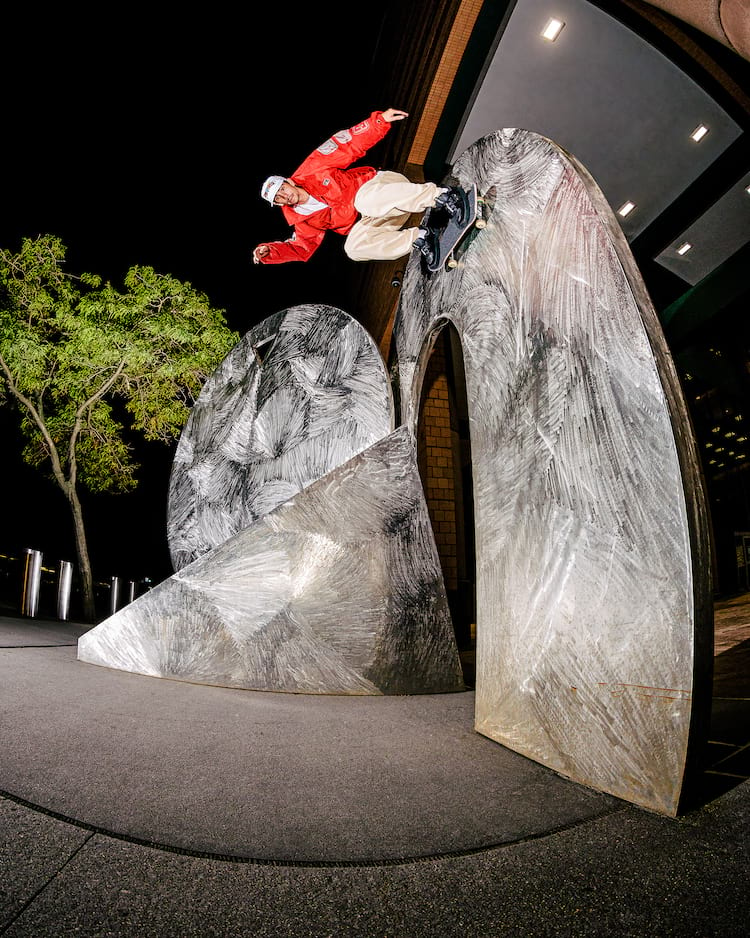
[{"xmin": 252, "ymin": 108, "xmax": 467, "ymax": 266}]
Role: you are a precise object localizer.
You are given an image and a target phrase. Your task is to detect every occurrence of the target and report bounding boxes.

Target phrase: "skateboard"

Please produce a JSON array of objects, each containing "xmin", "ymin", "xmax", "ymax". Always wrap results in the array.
[{"xmin": 421, "ymin": 183, "xmax": 487, "ymax": 273}]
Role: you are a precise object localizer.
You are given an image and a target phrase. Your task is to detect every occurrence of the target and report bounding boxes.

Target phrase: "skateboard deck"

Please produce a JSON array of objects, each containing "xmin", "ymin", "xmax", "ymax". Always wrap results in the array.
[{"xmin": 424, "ymin": 183, "xmax": 485, "ymax": 273}]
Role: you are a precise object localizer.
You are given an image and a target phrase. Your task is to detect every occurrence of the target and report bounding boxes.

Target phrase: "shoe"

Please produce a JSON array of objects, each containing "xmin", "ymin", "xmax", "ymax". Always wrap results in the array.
[
  {"xmin": 413, "ymin": 228, "xmax": 438, "ymax": 265},
  {"xmin": 435, "ymin": 187, "xmax": 470, "ymax": 225}
]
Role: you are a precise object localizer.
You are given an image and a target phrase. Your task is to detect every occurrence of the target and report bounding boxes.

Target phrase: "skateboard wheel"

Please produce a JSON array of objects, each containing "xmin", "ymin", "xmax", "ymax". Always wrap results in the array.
[
  {"xmin": 447, "ymin": 257, "xmax": 458, "ymax": 269},
  {"xmin": 475, "ymin": 218, "xmax": 487, "ymax": 229}
]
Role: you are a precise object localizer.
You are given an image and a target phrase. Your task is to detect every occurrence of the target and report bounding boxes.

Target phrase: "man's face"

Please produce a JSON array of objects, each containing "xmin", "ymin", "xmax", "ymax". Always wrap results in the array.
[{"xmin": 274, "ymin": 182, "xmax": 303, "ymax": 207}]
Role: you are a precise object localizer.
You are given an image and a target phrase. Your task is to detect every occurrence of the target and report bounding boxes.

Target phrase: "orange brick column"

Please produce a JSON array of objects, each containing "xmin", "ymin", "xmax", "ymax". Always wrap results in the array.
[{"xmin": 417, "ymin": 342, "xmax": 458, "ymax": 594}]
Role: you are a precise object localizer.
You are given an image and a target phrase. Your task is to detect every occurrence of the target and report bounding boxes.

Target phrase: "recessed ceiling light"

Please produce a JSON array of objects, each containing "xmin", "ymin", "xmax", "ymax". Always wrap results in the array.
[
  {"xmin": 677, "ymin": 242, "xmax": 692, "ymax": 255},
  {"xmin": 745, "ymin": 184, "xmax": 750, "ymax": 195},
  {"xmin": 542, "ymin": 18, "xmax": 565, "ymax": 41},
  {"xmin": 690, "ymin": 124, "xmax": 709, "ymax": 142},
  {"xmin": 617, "ymin": 201, "xmax": 636, "ymax": 217}
]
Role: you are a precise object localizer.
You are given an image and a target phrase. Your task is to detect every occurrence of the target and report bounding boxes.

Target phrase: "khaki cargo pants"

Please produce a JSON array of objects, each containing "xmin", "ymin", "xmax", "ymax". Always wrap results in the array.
[{"xmin": 344, "ymin": 171, "xmax": 440, "ymax": 262}]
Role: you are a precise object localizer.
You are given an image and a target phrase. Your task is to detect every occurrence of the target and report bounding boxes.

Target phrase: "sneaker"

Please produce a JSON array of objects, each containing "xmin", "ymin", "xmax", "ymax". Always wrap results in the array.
[
  {"xmin": 435, "ymin": 187, "xmax": 470, "ymax": 225},
  {"xmin": 413, "ymin": 228, "xmax": 438, "ymax": 265}
]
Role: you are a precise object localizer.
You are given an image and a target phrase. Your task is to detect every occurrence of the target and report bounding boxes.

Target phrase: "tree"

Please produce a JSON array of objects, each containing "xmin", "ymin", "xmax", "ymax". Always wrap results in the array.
[{"xmin": 0, "ymin": 235, "xmax": 239, "ymax": 621}]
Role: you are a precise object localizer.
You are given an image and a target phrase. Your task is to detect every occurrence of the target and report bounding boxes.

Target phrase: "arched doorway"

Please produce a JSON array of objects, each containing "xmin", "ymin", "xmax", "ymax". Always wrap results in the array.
[{"xmin": 415, "ymin": 322, "xmax": 477, "ymax": 685}]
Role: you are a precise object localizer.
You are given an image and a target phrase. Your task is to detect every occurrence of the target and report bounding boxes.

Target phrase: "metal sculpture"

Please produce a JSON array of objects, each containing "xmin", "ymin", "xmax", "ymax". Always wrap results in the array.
[
  {"xmin": 80, "ymin": 424, "xmax": 464, "ymax": 693},
  {"xmin": 392, "ymin": 129, "xmax": 712, "ymax": 815},
  {"xmin": 79, "ymin": 130, "xmax": 711, "ymax": 815},
  {"xmin": 167, "ymin": 305, "xmax": 394, "ymax": 570}
]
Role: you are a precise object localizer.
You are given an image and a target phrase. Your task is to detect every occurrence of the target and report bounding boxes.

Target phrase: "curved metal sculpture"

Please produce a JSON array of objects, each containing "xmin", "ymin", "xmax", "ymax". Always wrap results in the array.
[
  {"xmin": 79, "ymin": 130, "xmax": 711, "ymax": 814},
  {"xmin": 79, "ymin": 305, "xmax": 463, "ymax": 696},
  {"xmin": 167, "ymin": 305, "xmax": 394, "ymax": 569},
  {"xmin": 392, "ymin": 129, "xmax": 712, "ymax": 815},
  {"xmin": 79, "ymin": 427, "xmax": 463, "ymax": 695}
]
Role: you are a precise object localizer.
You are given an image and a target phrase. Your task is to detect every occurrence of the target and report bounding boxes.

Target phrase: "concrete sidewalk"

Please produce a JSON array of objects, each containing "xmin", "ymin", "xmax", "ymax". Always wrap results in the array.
[{"xmin": 1, "ymin": 610, "xmax": 748, "ymax": 936}]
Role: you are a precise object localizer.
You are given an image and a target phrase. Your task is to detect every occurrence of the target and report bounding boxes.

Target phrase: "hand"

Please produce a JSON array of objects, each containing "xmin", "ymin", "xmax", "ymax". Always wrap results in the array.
[
  {"xmin": 253, "ymin": 245, "xmax": 270, "ymax": 264},
  {"xmin": 382, "ymin": 108, "xmax": 408, "ymax": 123}
]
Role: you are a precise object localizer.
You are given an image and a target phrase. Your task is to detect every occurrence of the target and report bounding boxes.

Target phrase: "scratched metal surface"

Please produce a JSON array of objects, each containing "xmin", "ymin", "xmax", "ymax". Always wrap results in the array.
[
  {"xmin": 392, "ymin": 129, "xmax": 712, "ymax": 814},
  {"xmin": 79, "ymin": 427, "xmax": 465, "ymax": 696},
  {"xmin": 167, "ymin": 305, "xmax": 394, "ymax": 570}
]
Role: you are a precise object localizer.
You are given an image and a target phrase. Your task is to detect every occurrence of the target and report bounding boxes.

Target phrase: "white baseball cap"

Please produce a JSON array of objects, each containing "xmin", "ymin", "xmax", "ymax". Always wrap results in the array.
[{"xmin": 261, "ymin": 175, "xmax": 286, "ymax": 205}]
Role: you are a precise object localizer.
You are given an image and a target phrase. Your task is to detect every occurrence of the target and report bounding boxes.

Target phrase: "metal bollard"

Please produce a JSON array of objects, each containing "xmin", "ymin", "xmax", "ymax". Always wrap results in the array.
[
  {"xmin": 21, "ymin": 549, "xmax": 43, "ymax": 618},
  {"xmin": 110, "ymin": 576, "xmax": 121, "ymax": 616},
  {"xmin": 127, "ymin": 580, "xmax": 136, "ymax": 604},
  {"xmin": 57, "ymin": 561, "xmax": 73, "ymax": 621}
]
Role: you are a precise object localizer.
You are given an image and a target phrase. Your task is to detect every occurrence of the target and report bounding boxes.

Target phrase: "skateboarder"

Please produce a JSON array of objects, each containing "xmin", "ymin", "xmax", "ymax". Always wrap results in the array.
[{"xmin": 252, "ymin": 108, "xmax": 469, "ymax": 266}]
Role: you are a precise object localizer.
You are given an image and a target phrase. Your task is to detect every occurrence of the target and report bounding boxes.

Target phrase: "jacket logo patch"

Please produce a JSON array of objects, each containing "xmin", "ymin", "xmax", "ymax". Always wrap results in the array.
[
  {"xmin": 317, "ymin": 138, "xmax": 337, "ymax": 155},
  {"xmin": 334, "ymin": 129, "xmax": 352, "ymax": 144},
  {"xmin": 352, "ymin": 121, "xmax": 369, "ymax": 135},
  {"xmin": 323, "ymin": 178, "xmax": 330, "ymax": 185}
]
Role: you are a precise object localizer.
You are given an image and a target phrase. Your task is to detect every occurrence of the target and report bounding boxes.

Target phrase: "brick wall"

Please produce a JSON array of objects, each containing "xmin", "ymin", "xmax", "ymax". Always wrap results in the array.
[
  {"xmin": 417, "ymin": 339, "xmax": 459, "ymax": 592},
  {"xmin": 408, "ymin": 0, "xmax": 485, "ymax": 167}
]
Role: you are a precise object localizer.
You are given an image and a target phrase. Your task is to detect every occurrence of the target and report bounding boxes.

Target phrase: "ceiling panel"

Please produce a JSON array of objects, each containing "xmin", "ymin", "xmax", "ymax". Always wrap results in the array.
[
  {"xmin": 655, "ymin": 172, "xmax": 750, "ymax": 284},
  {"xmin": 449, "ymin": 0, "xmax": 742, "ymax": 241}
]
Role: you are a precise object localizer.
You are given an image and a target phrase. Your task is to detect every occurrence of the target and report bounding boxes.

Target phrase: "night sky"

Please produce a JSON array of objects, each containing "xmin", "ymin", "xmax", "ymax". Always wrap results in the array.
[{"xmin": 1, "ymin": 4, "xmax": 398, "ymax": 593}]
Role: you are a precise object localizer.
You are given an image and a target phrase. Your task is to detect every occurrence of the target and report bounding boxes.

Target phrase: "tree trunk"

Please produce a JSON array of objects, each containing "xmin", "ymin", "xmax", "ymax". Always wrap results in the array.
[{"xmin": 65, "ymin": 486, "xmax": 96, "ymax": 622}]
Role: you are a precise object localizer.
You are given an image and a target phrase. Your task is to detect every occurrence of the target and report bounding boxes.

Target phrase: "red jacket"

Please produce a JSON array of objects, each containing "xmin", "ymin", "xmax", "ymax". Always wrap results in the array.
[{"xmin": 258, "ymin": 111, "xmax": 392, "ymax": 264}]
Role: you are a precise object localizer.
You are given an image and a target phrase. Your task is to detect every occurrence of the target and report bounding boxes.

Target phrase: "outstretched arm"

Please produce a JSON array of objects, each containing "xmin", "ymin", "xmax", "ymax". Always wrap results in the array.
[
  {"xmin": 253, "ymin": 226, "xmax": 326, "ymax": 265},
  {"xmin": 294, "ymin": 109, "xmax": 406, "ymax": 175}
]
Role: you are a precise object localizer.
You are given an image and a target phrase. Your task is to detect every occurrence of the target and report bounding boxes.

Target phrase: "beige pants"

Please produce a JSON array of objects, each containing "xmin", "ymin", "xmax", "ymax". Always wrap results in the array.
[{"xmin": 344, "ymin": 171, "xmax": 441, "ymax": 262}]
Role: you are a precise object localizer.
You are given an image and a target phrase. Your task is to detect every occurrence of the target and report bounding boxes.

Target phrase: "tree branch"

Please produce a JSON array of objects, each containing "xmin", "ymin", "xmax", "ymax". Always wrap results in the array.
[
  {"xmin": 0, "ymin": 352, "xmax": 70, "ymax": 493},
  {"xmin": 69, "ymin": 357, "xmax": 129, "ymax": 481}
]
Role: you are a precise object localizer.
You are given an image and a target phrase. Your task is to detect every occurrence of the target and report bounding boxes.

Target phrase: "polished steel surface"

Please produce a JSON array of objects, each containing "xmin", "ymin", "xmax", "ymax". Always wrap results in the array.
[
  {"xmin": 392, "ymin": 129, "xmax": 712, "ymax": 814},
  {"xmin": 79, "ymin": 427, "xmax": 464, "ymax": 695},
  {"xmin": 167, "ymin": 305, "xmax": 394, "ymax": 570}
]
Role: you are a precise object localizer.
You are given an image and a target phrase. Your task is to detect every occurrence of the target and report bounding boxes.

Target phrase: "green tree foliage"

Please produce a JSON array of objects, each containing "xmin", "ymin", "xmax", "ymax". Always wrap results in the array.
[{"xmin": 0, "ymin": 235, "xmax": 239, "ymax": 620}]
